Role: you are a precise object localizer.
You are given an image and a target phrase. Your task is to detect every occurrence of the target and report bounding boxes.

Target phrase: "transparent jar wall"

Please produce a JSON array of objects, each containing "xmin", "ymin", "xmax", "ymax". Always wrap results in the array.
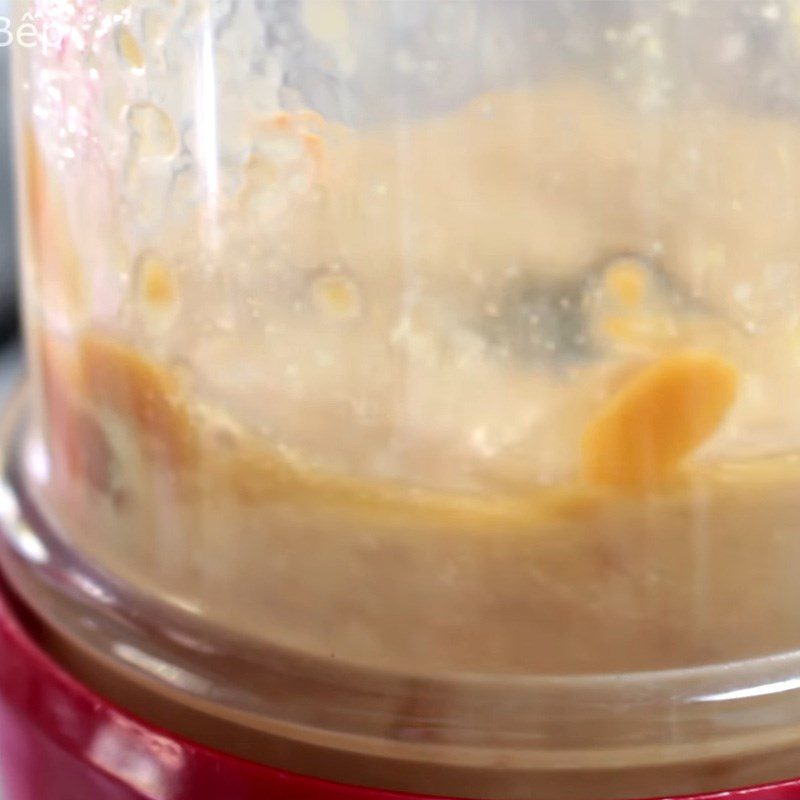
[{"xmin": 15, "ymin": 0, "xmax": 800, "ymax": 680}]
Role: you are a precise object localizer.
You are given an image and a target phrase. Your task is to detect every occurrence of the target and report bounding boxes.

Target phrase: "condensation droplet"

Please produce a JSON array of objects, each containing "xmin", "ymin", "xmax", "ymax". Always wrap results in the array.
[
  {"xmin": 114, "ymin": 26, "xmax": 145, "ymax": 72},
  {"xmin": 127, "ymin": 103, "xmax": 179, "ymax": 159}
]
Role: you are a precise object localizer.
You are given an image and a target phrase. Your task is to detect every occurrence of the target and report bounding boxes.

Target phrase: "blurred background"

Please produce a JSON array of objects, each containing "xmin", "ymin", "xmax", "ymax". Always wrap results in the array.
[
  {"xmin": 0, "ymin": 0, "xmax": 17, "ymax": 338},
  {"xmin": 0, "ymin": 0, "xmax": 23, "ymax": 406}
]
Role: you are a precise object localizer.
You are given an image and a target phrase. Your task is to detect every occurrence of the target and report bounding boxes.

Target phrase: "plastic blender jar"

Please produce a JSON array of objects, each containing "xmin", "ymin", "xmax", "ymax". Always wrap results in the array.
[{"xmin": 5, "ymin": 1, "xmax": 800, "ymax": 798}]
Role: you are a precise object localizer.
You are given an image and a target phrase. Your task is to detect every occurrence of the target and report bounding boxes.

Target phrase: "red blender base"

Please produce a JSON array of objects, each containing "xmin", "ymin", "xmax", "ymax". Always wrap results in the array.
[{"xmin": 0, "ymin": 572, "xmax": 799, "ymax": 800}]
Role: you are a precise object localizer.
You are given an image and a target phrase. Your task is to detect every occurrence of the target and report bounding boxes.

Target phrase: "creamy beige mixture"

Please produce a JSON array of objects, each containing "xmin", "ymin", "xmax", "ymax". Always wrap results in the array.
[
  {"xmin": 143, "ymin": 81, "xmax": 800, "ymax": 489},
  {"xmin": 23, "ymin": 80, "xmax": 800, "ymax": 674}
]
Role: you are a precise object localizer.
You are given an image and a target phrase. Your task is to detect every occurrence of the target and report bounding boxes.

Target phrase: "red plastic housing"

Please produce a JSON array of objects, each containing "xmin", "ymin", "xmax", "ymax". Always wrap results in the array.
[{"xmin": 1, "ymin": 573, "xmax": 800, "ymax": 800}]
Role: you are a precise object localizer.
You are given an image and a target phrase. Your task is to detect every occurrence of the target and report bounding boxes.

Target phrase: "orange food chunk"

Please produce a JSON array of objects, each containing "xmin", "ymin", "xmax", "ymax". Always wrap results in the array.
[
  {"xmin": 582, "ymin": 351, "xmax": 739, "ymax": 487},
  {"xmin": 115, "ymin": 26, "xmax": 145, "ymax": 71},
  {"xmin": 80, "ymin": 335, "xmax": 197, "ymax": 467}
]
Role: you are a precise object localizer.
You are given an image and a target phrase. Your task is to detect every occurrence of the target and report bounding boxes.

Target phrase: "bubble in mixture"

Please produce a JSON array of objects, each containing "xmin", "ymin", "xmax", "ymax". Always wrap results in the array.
[
  {"xmin": 127, "ymin": 103, "xmax": 179, "ymax": 159},
  {"xmin": 602, "ymin": 256, "xmax": 648, "ymax": 308},
  {"xmin": 134, "ymin": 254, "xmax": 180, "ymax": 334},
  {"xmin": 140, "ymin": 257, "xmax": 177, "ymax": 309},
  {"xmin": 311, "ymin": 269, "xmax": 362, "ymax": 320}
]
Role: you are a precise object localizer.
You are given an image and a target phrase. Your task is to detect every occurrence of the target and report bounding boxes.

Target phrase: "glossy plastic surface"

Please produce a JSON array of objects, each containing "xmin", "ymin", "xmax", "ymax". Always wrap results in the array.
[
  {"xmin": 4, "ymin": 568, "xmax": 800, "ymax": 800},
  {"xmin": 0, "ymin": 574, "xmax": 444, "ymax": 800}
]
